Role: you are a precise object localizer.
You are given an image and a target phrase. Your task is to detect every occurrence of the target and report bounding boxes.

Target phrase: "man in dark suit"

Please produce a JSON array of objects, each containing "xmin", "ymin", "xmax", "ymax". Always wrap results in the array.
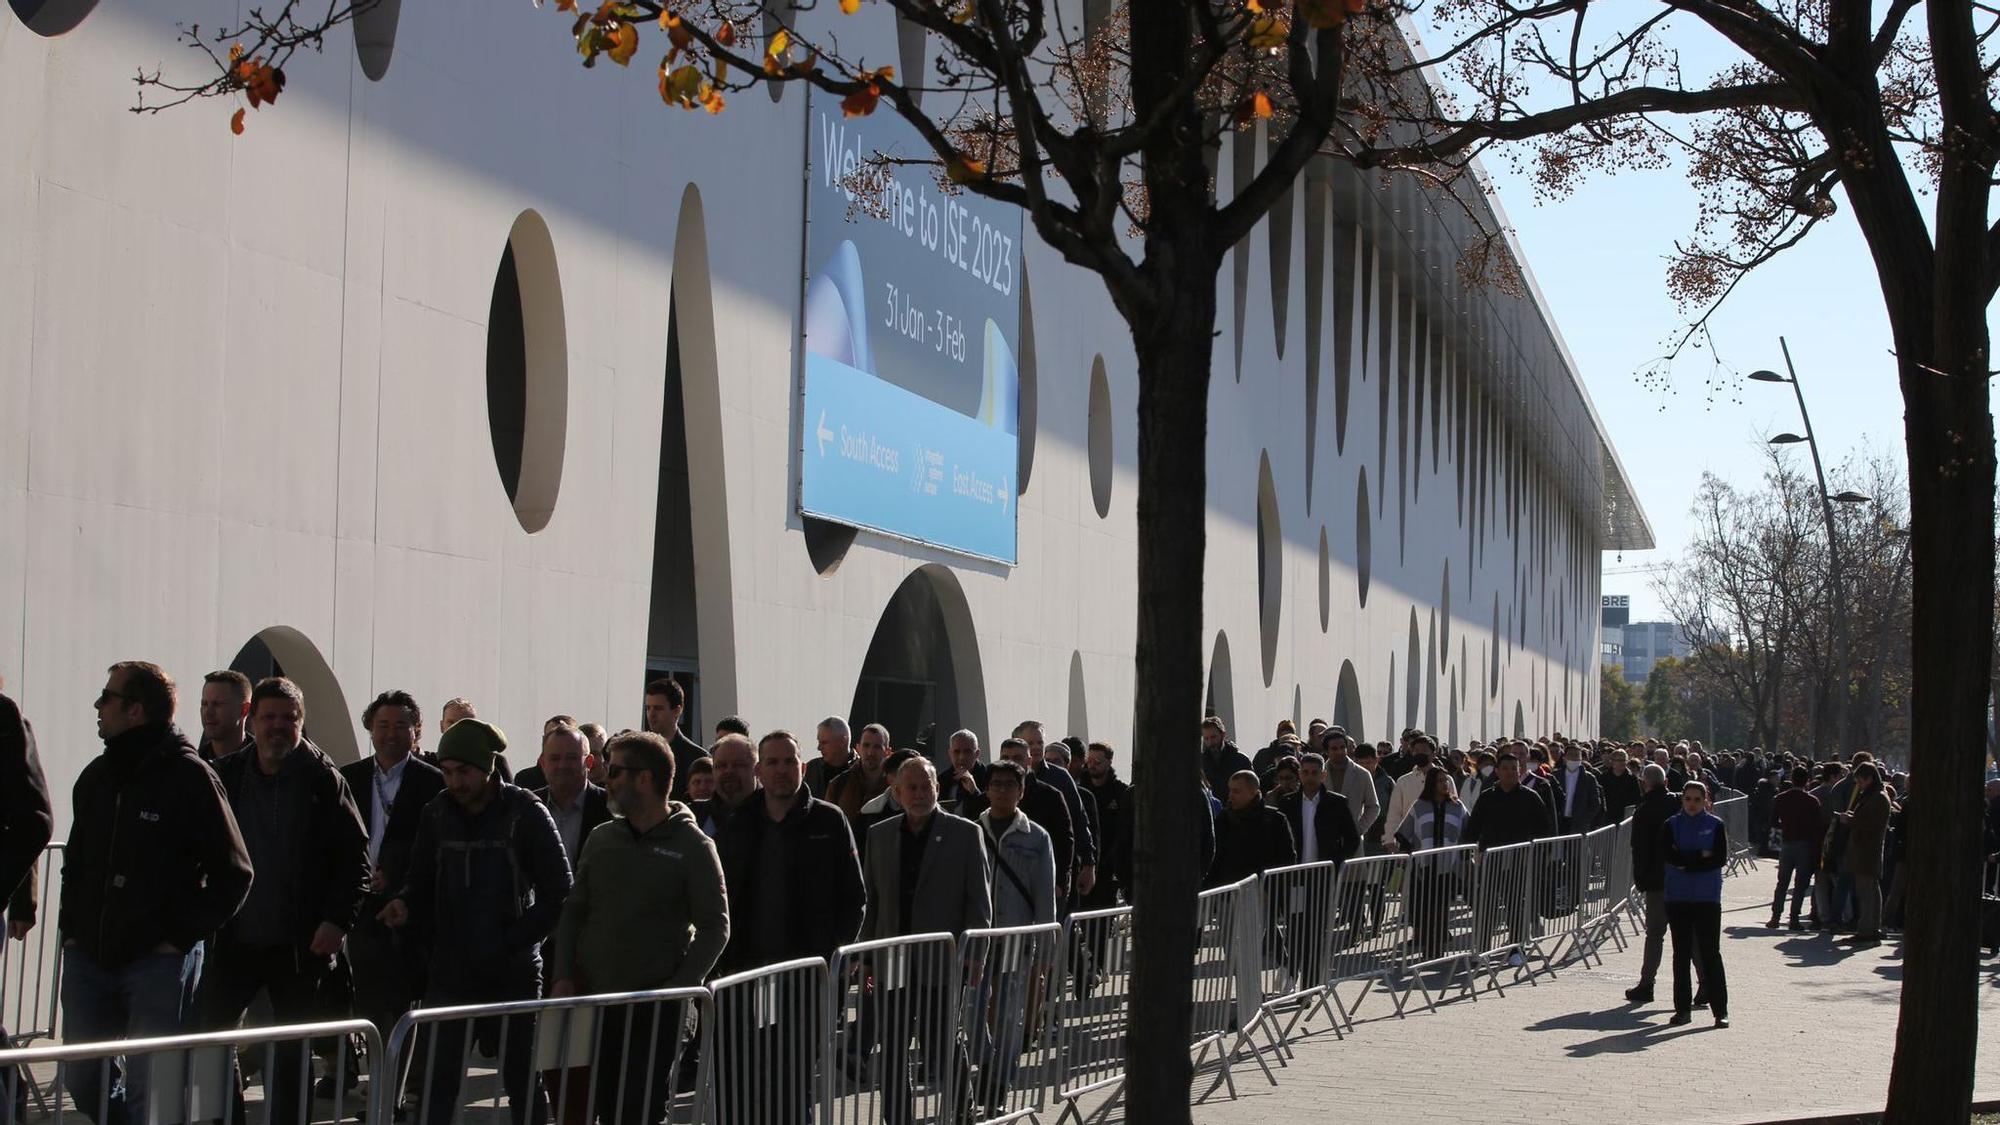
[
  {"xmin": 862, "ymin": 757, "xmax": 992, "ymax": 1125},
  {"xmin": 340, "ymin": 690, "xmax": 446, "ymax": 1046},
  {"xmin": 1275, "ymin": 753, "xmax": 1361, "ymax": 866},
  {"xmin": 1549, "ymin": 743, "xmax": 1604, "ymax": 834},
  {"xmin": 644, "ymin": 678, "xmax": 708, "ymax": 803},
  {"xmin": 529, "ymin": 725, "xmax": 611, "ymax": 868}
]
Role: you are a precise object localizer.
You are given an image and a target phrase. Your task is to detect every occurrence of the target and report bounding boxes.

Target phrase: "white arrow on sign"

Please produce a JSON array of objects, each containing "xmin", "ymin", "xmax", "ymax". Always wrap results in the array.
[{"xmin": 816, "ymin": 412, "xmax": 835, "ymax": 456}]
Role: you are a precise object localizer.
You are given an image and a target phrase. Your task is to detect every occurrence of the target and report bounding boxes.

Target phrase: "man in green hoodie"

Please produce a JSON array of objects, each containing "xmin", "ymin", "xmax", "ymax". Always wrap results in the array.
[{"xmin": 547, "ymin": 730, "xmax": 729, "ymax": 1125}]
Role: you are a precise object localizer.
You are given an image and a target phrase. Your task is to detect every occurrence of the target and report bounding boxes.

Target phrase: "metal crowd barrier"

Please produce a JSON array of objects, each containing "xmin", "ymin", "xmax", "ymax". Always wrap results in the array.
[
  {"xmin": 1713, "ymin": 795, "xmax": 1755, "ymax": 875},
  {"xmin": 1, "ymin": 844, "xmax": 64, "ymax": 1052},
  {"xmin": 1322, "ymin": 855, "xmax": 1407, "ymax": 1031},
  {"xmin": 1, "ymin": 844, "xmax": 65, "ymax": 1117},
  {"xmin": 827, "ymin": 933, "xmax": 961, "ymax": 1125},
  {"xmin": 1574, "ymin": 825, "xmax": 1624, "ymax": 965},
  {"xmin": 1243, "ymin": 861, "xmax": 1341, "ymax": 1055},
  {"xmin": 1525, "ymin": 834, "xmax": 1587, "ymax": 972},
  {"xmin": 1471, "ymin": 841, "xmax": 1538, "ymax": 993},
  {"xmin": 1050, "ymin": 907, "xmax": 1130, "ymax": 1125},
  {"xmin": 703, "ymin": 957, "xmax": 828, "ymax": 1125},
  {"xmin": 959, "ymin": 924, "xmax": 1061, "ymax": 1125},
  {"xmin": 1400, "ymin": 845, "xmax": 1480, "ymax": 1012},
  {"xmin": 0, "ymin": 811, "xmax": 1756, "ymax": 1125},
  {"xmin": 380, "ymin": 985, "xmax": 706, "ymax": 1125},
  {"xmin": 2, "ymin": 1018, "xmax": 378, "ymax": 1125},
  {"xmin": 1189, "ymin": 877, "xmax": 1266, "ymax": 1101}
]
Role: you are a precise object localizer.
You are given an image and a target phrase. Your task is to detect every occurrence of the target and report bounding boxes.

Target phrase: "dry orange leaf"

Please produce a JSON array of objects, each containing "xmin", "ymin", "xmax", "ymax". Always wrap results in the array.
[
  {"xmin": 841, "ymin": 82, "xmax": 880, "ymax": 117},
  {"xmin": 230, "ymin": 108, "xmax": 246, "ymax": 135},
  {"xmin": 607, "ymin": 21, "xmax": 640, "ymax": 65},
  {"xmin": 838, "ymin": 0, "xmax": 860, "ymax": 12}
]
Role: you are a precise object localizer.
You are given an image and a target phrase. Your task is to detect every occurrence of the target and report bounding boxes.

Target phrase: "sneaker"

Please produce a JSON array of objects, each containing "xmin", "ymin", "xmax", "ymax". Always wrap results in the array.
[
  {"xmin": 1692, "ymin": 989, "xmax": 1710, "ymax": 1009},
  {"xmin": 1714, "ymin": 1014, "xmax": 1730, "ymax": 1028},
  {"xmin": 1668, "ymin": 1011, "xmax": 1692, "ymax": 1026},
  {"xmin": 1507, "ymin": 952, "xmax": 1525, "ymax": 968},
  {"xmin": 1623, "ymin": 986, "xmax": 1653, "ymax": 1003}
]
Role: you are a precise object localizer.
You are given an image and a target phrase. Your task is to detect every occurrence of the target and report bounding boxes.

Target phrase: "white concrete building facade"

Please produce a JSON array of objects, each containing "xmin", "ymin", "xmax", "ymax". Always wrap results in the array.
[{"xmin": 1, "ymin": 0, "xmax": 1651, "ymax": 818}]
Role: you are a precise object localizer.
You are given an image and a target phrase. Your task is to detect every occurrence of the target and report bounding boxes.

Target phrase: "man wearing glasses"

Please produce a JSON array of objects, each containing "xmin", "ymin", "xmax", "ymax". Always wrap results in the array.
[
  {"xmin": 61, "ymin": 662, "xmax": 253, "ymax": 1125},
  {"xmin": 1660, "ymin": 780, "xmax": 1731, "ymax": 1027}
]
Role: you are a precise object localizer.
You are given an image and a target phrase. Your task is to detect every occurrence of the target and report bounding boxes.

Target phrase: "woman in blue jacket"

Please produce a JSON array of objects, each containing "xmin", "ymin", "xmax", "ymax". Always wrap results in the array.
[{"xmin": 1661, "ymin": 781, "xmax": 1730, "ymax": 1027}]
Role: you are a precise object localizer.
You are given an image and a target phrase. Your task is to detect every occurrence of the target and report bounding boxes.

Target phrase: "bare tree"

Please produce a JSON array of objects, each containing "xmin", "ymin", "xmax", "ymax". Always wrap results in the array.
[{"xmin": 133, "ymin": 0, "xmax": 1997, "ymax": 1113}]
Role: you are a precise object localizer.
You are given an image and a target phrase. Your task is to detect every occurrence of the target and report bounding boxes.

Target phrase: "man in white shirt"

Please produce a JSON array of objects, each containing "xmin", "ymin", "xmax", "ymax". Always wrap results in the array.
[{"xmin": 339, "ymin": 691, "xmax": 444, "ymax": 1045}]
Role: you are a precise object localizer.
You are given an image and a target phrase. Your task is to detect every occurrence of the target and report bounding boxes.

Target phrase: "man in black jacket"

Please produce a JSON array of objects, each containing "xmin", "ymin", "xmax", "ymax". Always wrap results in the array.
[
  {"xmin": 1599, "ymin": 749, "xmax": 1642, "ymax": 828},
  {"xmin": 62, "ymin": 662, "xmax": 254, "ymax": 1125},
  {"xmin": 1625, "ymin": 763, "xmax": 1681, "ymax": 1003},
  {"xmin": 0, "ymin": 680, "xmax": 51, "ymax": 945},
  {"xmin": 1464, "ymin": 756, "xmax": 1550, "ymax": 852},
  {"xmin": 644, "ymin": 678, "xmax": 708, "ymax": 803},
  {"xmin": 1017, "ymin": 721, "xmax": 1098, "ymax": 905},
  {"xmin": 1080, "ymin": 743, "xmax": 1131, "ymax": 907},
  {"xmin": 341, "ymin": 690, "xmax": 446, "ymax": 1045},
  {"xmin": 0, "ymin": 679, "xmax": 52, "ymax": 1099},
  {"xmin": 378, "ymin": 719, "xmax": 571, "ymax": 1125},
  {"xmin": 716, "ymin": 731, "xmax": 865, "ymax": 972},
  {"xmin": 1549, "ymin": 743, "xmax": 1604, "ymax": 834},
  {"xmin": 531, "ymin": 724, "xmax": 612, "ymax": 864},
  {"xmin": 1208, "ymin": 772, "xmax": 1298, "ymax": 887},
  {"xmin": 1199, "ymin": 717, "xmax": 1255, "ymax": 804},
  {"xmin": 203, "ymin": 677, "xmax": 370, "ymax": 1125},
  {"xmin": 1275, "ymin": 753, "xmax": 1361, "ymax": 866}
]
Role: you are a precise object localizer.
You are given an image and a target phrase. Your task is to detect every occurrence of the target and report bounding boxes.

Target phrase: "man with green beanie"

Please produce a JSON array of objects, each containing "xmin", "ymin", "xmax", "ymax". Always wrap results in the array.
[{"xmin": 378, "ymin": 718, "xmax": 571, "ymax": 1125}]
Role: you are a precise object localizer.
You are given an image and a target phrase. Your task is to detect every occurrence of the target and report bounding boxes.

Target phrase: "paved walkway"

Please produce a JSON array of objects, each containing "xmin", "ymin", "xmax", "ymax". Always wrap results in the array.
[{"xmin": 1087, "ymin": 866, "xmax": 2000, "ymax": 1124}]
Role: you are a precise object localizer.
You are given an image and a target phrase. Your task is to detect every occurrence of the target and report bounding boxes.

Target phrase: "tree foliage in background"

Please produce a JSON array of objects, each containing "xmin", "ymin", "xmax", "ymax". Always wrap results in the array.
[
  {"xmin": 1657, "ymin": 446, "xmax": 1912, "ymax": 761},
  {"xmin": 135, "ymin": 0, "xmax": 1996, "ymax": 1115},
  {"xmin": 1599, "ymin": 663, "xmax": 1641, "ymax": 742}
]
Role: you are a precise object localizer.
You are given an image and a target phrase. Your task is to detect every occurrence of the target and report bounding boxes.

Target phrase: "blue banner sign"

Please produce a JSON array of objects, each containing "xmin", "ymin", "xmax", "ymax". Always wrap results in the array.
[{"xmin": 799, "ymin": 91, "xmax": 1023, "ymax": 564}]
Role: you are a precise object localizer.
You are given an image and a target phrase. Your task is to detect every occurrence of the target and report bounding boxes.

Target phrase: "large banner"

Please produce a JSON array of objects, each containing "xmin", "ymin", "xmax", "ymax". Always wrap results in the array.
[{"xmin": 799, "ymin": 91, "xmax": 1024, "ymax": 564}]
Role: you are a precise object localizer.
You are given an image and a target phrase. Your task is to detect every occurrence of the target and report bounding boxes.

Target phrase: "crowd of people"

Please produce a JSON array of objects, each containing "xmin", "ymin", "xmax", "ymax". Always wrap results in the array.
[{"xmin": 0, "ymin": 663, "xmax": 1992, "ymax": 1125}]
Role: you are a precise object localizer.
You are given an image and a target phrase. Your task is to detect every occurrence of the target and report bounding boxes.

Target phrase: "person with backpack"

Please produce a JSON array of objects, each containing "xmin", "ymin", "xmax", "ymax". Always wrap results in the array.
[
  {"xmin": 971, "ymin": 761, "xmax": 1057, "ymax": 1117},
  {"xmin": 377, "ymin": 719, "xmax": 571, "ymax": 1125}
]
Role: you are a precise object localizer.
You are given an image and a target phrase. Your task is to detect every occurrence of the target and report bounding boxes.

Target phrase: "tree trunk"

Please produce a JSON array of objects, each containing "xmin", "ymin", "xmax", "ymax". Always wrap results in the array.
[
  {"xmin": 1123, "ymin": 272, "xmax": 1220, "ymax": 1125},
  {"xmin": 1885, "ymin": 343, "xmax": 1995, "ymax": 1123}
]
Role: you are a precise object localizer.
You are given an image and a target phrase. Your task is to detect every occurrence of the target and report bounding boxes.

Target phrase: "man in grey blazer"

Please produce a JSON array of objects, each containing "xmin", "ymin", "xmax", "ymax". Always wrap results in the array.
[{"xmin": 862, "ymin": 756, "xmax": 992, "ymax": 1124}]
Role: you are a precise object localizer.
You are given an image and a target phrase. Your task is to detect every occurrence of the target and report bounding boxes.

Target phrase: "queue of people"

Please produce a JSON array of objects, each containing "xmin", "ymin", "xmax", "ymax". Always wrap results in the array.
[{"xmin": 1, "ymin": 664, "xmax": 1987, "ymax": 1124}]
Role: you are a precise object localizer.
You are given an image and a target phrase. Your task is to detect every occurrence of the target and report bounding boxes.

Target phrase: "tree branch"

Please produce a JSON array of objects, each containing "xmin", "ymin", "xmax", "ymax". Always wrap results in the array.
[{"xmin": 1351, "ymin": 80, "xmax": 1803, "ymax": 168}]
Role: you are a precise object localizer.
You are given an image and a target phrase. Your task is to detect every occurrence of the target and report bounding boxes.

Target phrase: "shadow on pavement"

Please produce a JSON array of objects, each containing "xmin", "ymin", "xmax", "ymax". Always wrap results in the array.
[
  {"xmin": 1525, "ymin": 1007, "xmax": 1654, "ymax": 1034},
  {"xmin": 1560, "ymin": 1016, "xmax": 1710, "ymax": 1057}
]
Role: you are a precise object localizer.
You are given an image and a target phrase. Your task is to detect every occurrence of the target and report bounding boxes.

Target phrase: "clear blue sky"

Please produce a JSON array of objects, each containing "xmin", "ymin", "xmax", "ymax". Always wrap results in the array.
[
  {"xmin": 1497, "ymin": 162, "xmax": 1908, "ymax": 622},
  {"xmin": 1415, "ymin": 16, "xmax": 1918, "ymax": 624}
]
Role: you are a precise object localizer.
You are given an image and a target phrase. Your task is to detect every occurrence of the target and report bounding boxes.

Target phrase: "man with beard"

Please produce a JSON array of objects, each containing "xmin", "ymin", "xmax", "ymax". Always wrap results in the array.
[{"xmin": 378, "ymin": 720, "xmax": 570, "ymax": 1125}]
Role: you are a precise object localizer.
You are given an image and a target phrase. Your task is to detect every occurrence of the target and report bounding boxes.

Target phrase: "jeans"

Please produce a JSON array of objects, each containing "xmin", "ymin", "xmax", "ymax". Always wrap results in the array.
[
  {"xmin": 972, "ymin": 971, "xmax": 1029, "ymax": 1112},
  {"xmin": 1770, "ymin": 841, "xmax": 1815, "ymax": 922},
  {"xmin": 59, "ymin": 944, "xmax": 204, "ymax": 1125},
  {"xmin": 1666, "ymin": 900, "xmax": 1728, "ymax": 1018}
]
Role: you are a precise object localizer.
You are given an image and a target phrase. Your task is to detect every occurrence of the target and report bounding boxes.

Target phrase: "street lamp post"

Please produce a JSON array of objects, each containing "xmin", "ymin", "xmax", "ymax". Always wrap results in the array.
[{"xmin": 1751, "ymin": 338, "xmax": 1868, "ymax": 757}]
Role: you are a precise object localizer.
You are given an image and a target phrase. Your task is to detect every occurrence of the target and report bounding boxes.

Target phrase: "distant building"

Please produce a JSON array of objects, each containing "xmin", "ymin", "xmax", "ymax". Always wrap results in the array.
[
  {"xmin": 1601, "ymin": 596, "xmax": 1629, "ymax": 665},
  {"xmin": 1619, "ymin": 620, "xmax": 1694, "ymax": 684}
]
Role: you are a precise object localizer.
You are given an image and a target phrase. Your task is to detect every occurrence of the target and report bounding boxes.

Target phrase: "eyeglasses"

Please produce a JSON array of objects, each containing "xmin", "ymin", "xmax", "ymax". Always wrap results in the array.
[
  {"xmin": 605, "ymin": 764, "xmax": 639, "ymax": 778},
  {"xmin": 94, "ymin": 689, "xmax": 134, "ymax": 708}
]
